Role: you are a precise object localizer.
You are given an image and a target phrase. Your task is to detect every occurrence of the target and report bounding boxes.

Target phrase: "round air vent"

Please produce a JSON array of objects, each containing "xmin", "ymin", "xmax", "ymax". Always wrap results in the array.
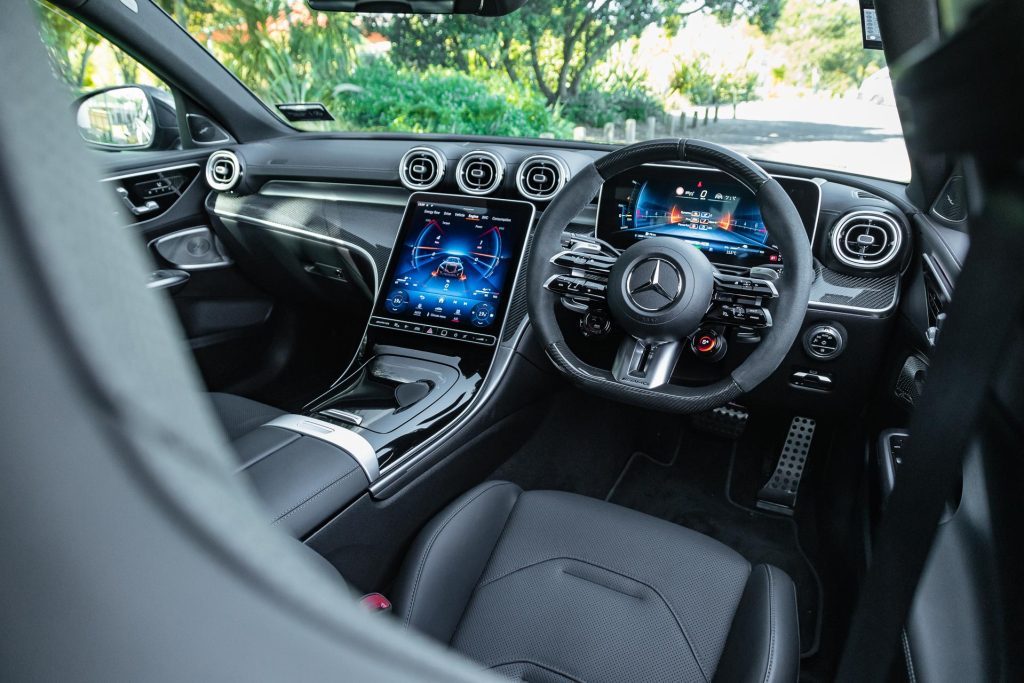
[
  {"xmin": 399, "ymin": 147, "xmax": 445, "ymax": 191},
  {"xmin": 205, "ymin": 150, "xmax": 241, "ymax": 192},
  {"xmin": 456, "ymin": 151, "xmax": 504, "ymax": 196},
  {"xmin": 830, "ymin": 210, "xmax": 903, "ymax": 269},
  {"xmin": 516, "ymin": 154, "xmax": 569, "ymax": 201}
]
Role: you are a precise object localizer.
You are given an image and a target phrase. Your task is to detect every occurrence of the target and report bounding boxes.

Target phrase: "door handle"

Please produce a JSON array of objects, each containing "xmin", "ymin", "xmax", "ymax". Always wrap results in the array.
[
  {"xmin": 115, "ymin": 186, "xmax": 160, "ymax": 217},
  {"xmin": 147, "ymin": 269, "xmax": 189, "ymax": 294}
]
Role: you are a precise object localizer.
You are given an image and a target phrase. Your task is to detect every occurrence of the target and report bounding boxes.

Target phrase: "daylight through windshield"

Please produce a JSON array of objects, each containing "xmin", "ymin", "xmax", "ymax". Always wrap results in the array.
[{"xmin": 44, "ymin": 0, "xmax": 910, "ymax": 181}]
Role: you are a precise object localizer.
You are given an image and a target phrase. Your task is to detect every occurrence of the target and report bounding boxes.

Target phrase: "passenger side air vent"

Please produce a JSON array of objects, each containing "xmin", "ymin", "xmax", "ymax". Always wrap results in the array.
[
  {"xmin": 516, "ymin": 154, "xmax": 569, "ymax": 201},
  {"xmin": 456, "ymin": 151, "xmax": 504, "ymax": 196},
  {"xmin": 830, "ymin": 210, "xmax": 902, "ymax": 269},
  {"xmin": 399, "ymin": 147, "xmax": 445, "ymax": 191},
  {"xmin": 205, "ymin": 150, "xmax": 241, "ymax": 192}
]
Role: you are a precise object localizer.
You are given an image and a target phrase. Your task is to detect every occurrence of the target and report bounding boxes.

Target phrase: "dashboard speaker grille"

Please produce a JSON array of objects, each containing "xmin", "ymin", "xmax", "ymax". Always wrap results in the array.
[
  {"xmin": 399, "ymin": 147, "xmax": 445, "ymax": 191},
  {"xmin": 830, "ymin": 210, "xmax": 902, "ymax": 269},
  {"xmin": 456, "ymin": 151, "xmax": 503, "ymax": 195},
  {"xmin": 516, "ymin": 155, "xmax": 569, "ymax": 201},
  {"xmin": 206, "ymin": 150, "xmax": 241, "ymax": 192}
]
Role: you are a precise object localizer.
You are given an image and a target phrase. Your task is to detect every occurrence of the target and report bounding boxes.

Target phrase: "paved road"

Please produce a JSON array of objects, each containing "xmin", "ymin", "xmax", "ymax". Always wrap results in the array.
[{"xmin": 581, "ymin": 98, "xmax": 910, "ymax": 182}]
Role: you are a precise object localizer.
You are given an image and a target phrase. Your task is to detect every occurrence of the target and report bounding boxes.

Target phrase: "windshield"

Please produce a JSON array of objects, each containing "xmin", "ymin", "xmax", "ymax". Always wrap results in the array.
[{"xmin": 165, "ymin": 2, "xmax": 911, "ymax": 180}]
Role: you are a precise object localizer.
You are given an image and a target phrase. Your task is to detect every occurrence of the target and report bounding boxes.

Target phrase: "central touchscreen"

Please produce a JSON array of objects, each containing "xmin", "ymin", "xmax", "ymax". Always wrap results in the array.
[{"xmin": 370, "ymin": 193, "xmax": 534, "ymax": 346}]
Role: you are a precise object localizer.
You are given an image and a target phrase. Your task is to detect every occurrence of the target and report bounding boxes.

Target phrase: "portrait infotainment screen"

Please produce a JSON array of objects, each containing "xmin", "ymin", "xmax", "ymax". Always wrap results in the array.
[{"xmin": 369, "ymin": 193, "xmax": 535, "ymax": 346}]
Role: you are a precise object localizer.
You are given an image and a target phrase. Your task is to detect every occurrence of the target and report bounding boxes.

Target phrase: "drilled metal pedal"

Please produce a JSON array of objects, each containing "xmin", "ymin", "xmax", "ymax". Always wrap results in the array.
[
  {"xmin": 689, "ymin": 403, "xmax": 749, "ymax": 440},
  {"xmin": 756, "ymin": 416, "xmax": 816, "ymax": 515}
]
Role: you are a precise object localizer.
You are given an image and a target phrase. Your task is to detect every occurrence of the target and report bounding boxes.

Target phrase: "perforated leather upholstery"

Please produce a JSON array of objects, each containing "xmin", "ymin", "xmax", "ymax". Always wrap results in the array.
[{"xmin": 394, "ymin": 482, "xmax": 801, "ymax": 682}]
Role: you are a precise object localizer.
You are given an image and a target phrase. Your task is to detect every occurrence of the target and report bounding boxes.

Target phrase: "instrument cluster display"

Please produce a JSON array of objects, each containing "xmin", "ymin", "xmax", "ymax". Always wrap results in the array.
[
  {"xmin": 371, "ymin": 193, "xmax": 534, "ymax": 345},
  {"xmin": 597, "ymin": 166, "xmax": 819, "ymax": 268}
]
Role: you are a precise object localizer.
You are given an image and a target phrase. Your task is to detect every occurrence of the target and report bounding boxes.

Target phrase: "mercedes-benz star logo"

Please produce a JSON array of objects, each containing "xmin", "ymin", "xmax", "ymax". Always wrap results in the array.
[{"xmin": 626, "ymin": 258, "xmax": 683, "ymax": 312}]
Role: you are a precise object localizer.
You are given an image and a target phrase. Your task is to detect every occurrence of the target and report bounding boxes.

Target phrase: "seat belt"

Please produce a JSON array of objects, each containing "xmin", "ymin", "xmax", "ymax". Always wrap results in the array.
[{"xmin": 836, "ymin": 185, "xmax": 1024, "ymax": 681}]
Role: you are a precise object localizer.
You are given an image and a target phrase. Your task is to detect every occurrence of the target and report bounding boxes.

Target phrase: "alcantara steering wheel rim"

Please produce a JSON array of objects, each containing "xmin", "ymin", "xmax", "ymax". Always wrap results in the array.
[{"xmin": 526, "ymin": 138, "xmax": 813, "ymax": 414}]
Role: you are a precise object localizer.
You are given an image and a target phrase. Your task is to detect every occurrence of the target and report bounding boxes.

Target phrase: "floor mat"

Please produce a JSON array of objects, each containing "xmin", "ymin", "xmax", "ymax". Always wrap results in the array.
[{"xmin": 606, "ymin": 430, "xmax": 823, "ymax": 657}]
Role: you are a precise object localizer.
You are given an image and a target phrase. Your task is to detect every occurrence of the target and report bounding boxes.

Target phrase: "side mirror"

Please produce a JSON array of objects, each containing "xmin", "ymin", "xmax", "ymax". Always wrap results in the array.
[{"xmin": 75, "ymin": 86, "xmax": 156, "ymax": 150}]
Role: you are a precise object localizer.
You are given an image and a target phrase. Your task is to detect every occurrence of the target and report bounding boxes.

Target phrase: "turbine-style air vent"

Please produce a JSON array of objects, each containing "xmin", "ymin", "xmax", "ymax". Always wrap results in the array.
[
  {"xmin": 456, "ymin": 151, "xmax": 504, "ymax": 196},
  {"xmin": 830, "ymin": 211, "xmax": 903, "ymax": 269},
  {"xmin": 205, "ymin": 150, "xmax": 241, "ymax": 192},
  {"xmin": 516, "ymin": 154, "xmax": 569, "ymax": 201},
  {"xmin": 399, "ymin": 147, "xmax": 445, "ymax": 191}
]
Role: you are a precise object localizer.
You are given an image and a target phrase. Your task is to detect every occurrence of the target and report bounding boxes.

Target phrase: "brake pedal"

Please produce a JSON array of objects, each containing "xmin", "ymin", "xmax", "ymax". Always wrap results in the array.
[
  {"xmin": 689, "ymin": 403, "xmax": 749, "ymax": 440},
  {"xmin": 756, "ymin": 416, "xmax": 816, "ymax": 515}
]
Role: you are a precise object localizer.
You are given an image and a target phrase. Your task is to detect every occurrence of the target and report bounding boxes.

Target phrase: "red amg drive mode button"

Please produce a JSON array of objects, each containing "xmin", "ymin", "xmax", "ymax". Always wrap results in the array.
[{"xmin": 696, "ymin": 334, "xmax": 718, "ymax": 353}]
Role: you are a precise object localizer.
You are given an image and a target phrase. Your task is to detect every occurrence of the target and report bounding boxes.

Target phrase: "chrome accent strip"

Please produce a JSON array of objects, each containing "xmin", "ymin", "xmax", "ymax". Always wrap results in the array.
[
  {"xmin": 516, "ymin": 153, "xmax": 570, "ymax": 201},
  {"xmin": 101, "ymin": 162, "xmax": 200, "ymax": 183},
  {"xmin": 455, "ymin": 150, "xmax": 505, "ymax": 196},
  {"xmin": 264, "ymin": 414, "xmax": 379, "ymax": 483},
  {"xmin": 149, "ymin": 226, "xmax": 233, "ymax": 271},
  {"xmin": 210, "ymin": 207, "xmax": 380, "ymax": 294},
  {"xmin": 319, "ymin": 409, "xmax": 364, "ymax": 426},
  {"xmin": 259, "ymin": 181, "xmax": 410, "ymax": 207},
  {"xmin": 398, "ymin": 146, "xmax": 446, "ymax": 191}
]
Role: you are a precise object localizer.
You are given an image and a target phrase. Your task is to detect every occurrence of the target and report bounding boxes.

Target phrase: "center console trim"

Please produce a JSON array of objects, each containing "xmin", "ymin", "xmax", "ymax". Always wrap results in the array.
[{"xmin": 265, "ymin": 414, "xmax": 380, "ymax": 482}]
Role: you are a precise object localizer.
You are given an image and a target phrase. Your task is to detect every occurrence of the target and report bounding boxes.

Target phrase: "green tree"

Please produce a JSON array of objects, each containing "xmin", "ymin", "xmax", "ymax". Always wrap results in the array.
[
  {"xmin": 376, "ymin": 0, "xmax": 783, "ymax": 107},
  {"xmin": 35, "ymin": 2, "xmax": 100, "ymax": 90},
  {"xmin": 775, "ymin": 0, "xmax": 884, "ymax": 94}
]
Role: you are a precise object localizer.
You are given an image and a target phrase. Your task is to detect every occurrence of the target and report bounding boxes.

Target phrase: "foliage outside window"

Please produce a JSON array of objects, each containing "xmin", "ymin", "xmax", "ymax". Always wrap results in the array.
[{"xmin": 37, "ymin": 0, "xmax": 907, "ymax": 181}]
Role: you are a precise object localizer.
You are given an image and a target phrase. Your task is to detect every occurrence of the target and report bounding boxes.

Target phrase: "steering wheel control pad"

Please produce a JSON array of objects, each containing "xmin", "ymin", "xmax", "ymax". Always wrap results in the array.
[{"xmin": 607, "ymin": 237, "xmax": 714, "ymax": 343}]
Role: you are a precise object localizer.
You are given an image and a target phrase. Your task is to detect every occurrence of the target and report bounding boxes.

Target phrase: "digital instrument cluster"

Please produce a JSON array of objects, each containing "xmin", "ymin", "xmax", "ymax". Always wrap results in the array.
[
  {"xmin": 597, "ymin": 166, "xmax": 819, "ymax": 268},
  {"xmin": 370, "ymin": 193, "xmax": 534, "ymax": 346}
]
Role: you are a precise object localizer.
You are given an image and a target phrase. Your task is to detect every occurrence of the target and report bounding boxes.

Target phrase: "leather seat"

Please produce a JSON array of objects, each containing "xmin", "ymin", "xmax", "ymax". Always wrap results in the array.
[
  {"xmin": 394, "ymin": 481, "xmax": 800, "ymax": 683},
  {"xmin": 206, "ymin": 394, "xmax": 800, "ymax": 681}
]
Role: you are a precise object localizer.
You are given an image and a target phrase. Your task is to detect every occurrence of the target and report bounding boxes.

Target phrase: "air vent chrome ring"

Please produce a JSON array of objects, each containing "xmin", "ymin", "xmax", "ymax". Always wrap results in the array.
[
  {"xmin": 456, "ymin": 150, "xmax": 504, "ymax": 196},
  {"xmin": 205, "ymin": 150, "xmax": 242, "ymax": 192},
  {"xmin": 830, "ymin": 210, "xmax": 903, "ymax": 269},
  {"xmin": 516, "ymin": 154, "xmax": 570, "ymax": 201},
  {"xmin": 399, "ymin": 146, "xmax": 446, "ymax": 191}
]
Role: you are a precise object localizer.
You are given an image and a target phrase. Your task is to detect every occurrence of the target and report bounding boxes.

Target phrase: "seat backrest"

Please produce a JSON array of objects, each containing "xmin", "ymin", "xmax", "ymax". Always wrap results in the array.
[{"xmin": 0, "ymin": 2, "xmax": 488, "ymax": 680}]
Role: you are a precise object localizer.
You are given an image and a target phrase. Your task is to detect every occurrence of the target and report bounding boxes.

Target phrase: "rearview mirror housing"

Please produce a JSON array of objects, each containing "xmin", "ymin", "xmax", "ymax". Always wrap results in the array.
[{"xmin": 307, "ymin": 0, "xmax": 528, "ymax": 16}]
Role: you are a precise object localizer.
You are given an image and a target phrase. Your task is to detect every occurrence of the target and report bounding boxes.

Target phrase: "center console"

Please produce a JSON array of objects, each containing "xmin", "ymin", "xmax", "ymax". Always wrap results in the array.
[{"xmin": 303, "ymin": 192, "xmax": 536, "ymax": 487}]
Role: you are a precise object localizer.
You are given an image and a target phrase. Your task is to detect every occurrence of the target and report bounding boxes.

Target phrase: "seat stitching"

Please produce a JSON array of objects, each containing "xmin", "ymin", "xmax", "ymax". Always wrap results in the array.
[
  {"xmin": 487, "ymin": 659, "xmax": 585, "ymax": 683},
  {"xmin": 476, "ymin": 555, "xmax": 712, "ymax": 682},
  {"xmin": 402, "ymin": 481, "xmax": 519, "ymax": 629},
  {"xmin": 762, "ymin": 566, "xmax": 776, "ymax": 683},
  {"xmin": 269, "ymin": 467, "xmax": 363, "ymax": 525}
]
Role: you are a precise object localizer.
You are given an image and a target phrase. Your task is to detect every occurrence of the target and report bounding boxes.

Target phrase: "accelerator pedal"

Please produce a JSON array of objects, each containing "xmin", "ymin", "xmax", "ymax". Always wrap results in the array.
[
  {"xmin": 756, "ymin": 416, "xmax": 816, "ymax": 516},
  {"xmin": 689, "ymin": 403, "xmax": 749, "ymax": 440}
]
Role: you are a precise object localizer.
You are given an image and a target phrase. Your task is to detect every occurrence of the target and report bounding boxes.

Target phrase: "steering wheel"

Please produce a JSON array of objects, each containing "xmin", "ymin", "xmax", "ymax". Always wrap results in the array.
[{"xmin": 527, "ymin": 139, "xmax": 813, "ymax": 413}]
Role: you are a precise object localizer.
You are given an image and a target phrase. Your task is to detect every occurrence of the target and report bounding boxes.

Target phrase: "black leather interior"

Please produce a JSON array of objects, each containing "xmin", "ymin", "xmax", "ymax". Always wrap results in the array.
[
  {"xmin": 211, "ymin": 392, "xmax": 369, "ymax": 538},
  {"xmin": 394, "ymin": 482, "xmax": 800, "ymax": 682}
]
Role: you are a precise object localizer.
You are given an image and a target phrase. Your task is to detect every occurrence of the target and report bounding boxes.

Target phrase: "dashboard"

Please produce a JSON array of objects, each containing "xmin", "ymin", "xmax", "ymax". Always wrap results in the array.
[
  {"xmin": 596, "ymin": 165, "xmax": 821, "ymax": 268},
  {"xmin": 369, "ymin": 193, "xmax": 535, "ymax": 346}
]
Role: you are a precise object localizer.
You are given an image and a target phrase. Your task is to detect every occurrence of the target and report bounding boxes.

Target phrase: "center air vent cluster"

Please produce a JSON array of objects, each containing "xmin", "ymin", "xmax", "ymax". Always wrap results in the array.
[
  {"xmin": 399, "ymin": 147, "xmax": 445, "ymax": 191},
  {"xmin": 456, "ymin": 151, "xmax": 504, "ymax": 195},
  {"xmin": 205, "ymin": 150, "xmax": 241, "ymax": 192},
  {"xmin": 830, "ymin": 210, "xmax": 902, "ymax": 269},
  {"xmin": 516, "ymin": 155, "xmax": 569, "ymax": 201}
]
